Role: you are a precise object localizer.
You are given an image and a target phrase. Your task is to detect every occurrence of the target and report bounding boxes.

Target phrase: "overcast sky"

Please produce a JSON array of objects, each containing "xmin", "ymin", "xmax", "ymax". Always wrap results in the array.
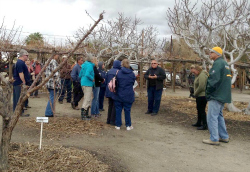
[{"xmin": 0, "ymin": 0, "xmax": 175, "ymax": 44}]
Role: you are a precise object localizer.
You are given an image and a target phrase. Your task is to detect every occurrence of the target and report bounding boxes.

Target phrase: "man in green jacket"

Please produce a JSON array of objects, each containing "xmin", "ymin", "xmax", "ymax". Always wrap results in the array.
[{"xmin": 203, "ymin": 47, "xmax": 231, "ymax": 145}]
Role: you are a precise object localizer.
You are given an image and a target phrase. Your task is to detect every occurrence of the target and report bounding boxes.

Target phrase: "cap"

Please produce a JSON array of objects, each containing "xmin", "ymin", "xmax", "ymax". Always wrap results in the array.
[{"xmin": 19, "ymin": 49, "xmax": 29, "ymax": 57}]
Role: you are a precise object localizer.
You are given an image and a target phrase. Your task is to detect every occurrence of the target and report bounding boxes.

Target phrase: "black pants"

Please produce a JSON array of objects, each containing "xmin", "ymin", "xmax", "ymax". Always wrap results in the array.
[
  {"xmin": 107, "ymin": 98, "xmax": 116, "ymax": 125},
  {"xmin": 73, "ymin": 81, "xmax": 84, "ymax": 107},
  {"xmin": 196, "ymin": 96, "xmax": 207, "ymax": 125}
]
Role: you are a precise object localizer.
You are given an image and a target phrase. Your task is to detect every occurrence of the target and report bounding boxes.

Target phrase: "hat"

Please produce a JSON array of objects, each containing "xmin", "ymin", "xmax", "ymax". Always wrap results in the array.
[
  {"xmin": 19, "ymin": 49, "xmax": 29, "ymax": 57},
  {"xmin": 62, "ymin": 55, "xmax": 67, "ymax": 59},
  {"xmin": 190, "ymin": 65, "xmax": 195, "ymax": 69},
  {"xmin": 210, "ymin": 47, "xmax": 222, "ymax": 56}
]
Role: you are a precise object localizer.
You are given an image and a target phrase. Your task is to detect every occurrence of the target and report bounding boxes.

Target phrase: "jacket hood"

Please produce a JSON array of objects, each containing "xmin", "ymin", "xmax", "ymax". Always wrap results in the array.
[
  {"xmin": 121, "ymin": 67, "xmax": 133, "ymax": 74},
  {"xmin": 113, "ymin": 60, "xmax": 121, "ymax": 69}
]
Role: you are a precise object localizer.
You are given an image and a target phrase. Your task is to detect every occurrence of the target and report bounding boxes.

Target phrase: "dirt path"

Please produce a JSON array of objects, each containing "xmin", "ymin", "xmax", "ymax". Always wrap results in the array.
[{"xmin": 1, "ymin": 88, "xmax": 250, "ymax": 171}]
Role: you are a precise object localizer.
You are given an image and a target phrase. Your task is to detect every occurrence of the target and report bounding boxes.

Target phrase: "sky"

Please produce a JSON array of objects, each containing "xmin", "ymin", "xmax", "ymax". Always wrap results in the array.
[{"xmin": 0, "ymin": 0, "xmax": 175, "ymax": 45}]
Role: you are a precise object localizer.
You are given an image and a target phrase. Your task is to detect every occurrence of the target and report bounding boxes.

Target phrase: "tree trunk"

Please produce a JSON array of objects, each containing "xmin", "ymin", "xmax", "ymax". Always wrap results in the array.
[{"xmin": 0, "ymin": 119, "xmax": 12, "ymax": 171}]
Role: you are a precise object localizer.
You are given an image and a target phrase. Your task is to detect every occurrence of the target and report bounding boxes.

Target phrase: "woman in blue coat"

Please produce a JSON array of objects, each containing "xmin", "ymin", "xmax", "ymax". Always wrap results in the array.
[
  {"xmin": 105, "ymin": 60, "xmax": 121, "ymax": 125},
  {"xmin": 114, "ymin": 59, "xmax": 136, "ymax": 130}
]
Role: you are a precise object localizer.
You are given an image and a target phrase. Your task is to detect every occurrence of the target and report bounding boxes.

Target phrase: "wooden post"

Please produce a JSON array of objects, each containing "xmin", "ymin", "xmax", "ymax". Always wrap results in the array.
[
  {"xmin": 172, "ymin": 62, "xmax": 176, "ymax": 92},
  {"xmin": 239, "ymin": 68, "xmax": 243, "ymax": 93},
  {"xmin": 243, "ymin": 69, "xmax": 246, "ymax": 88},
  {"xmin": 139, "ymin": 61, "xmax": 143, "ymax": 95},
  {"xmin": 140, "ymin": 30, "xmax": 144, "ymax": 96}
]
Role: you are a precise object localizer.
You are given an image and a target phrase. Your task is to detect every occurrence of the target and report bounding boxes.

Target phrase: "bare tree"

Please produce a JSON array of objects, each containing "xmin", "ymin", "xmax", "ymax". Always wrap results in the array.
[
  {"xmin": 71, "ymin": 13, "xmax": 161, "ymax": 67},
  {"xmin": 0, "ymin": 12, "xmax": 104, "ymax": 171},
  {"xmin": 167, "ymin": 0, "xmax": 250, "ymax": 113}
]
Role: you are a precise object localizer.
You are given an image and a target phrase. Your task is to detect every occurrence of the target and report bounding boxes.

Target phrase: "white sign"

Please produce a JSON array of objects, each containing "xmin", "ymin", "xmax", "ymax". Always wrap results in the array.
[
  {"xmin": 36, "ymin": 117, "xmax": 48, "ymax": 123},
  {"xmin": 36, "ymin": 117, "xmax": 49, "ymax": 150}
]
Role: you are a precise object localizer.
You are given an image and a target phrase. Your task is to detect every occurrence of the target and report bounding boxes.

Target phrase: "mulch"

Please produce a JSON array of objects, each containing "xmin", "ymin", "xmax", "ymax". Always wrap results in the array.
[{"xmin": 8, "ymin": 142, "xmax": 109, "ymax": 172}]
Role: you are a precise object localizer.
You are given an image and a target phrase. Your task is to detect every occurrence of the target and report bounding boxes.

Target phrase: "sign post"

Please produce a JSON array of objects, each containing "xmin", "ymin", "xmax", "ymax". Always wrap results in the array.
[{"xmin": 36, "ymin": 117, "xmax": 49, "ymax": 150}]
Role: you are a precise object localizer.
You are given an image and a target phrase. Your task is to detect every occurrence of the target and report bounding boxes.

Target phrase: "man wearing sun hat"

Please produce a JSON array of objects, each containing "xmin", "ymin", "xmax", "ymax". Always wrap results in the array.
[{"xmin": 203, "ymin": 46, "xmax": 232, "ymax": 145}]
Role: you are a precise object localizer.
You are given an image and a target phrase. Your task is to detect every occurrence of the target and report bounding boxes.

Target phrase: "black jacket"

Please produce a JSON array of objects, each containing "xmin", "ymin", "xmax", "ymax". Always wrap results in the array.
[
  {"xmin": 144, "ymin": 66, "xmax": 166, "ymax": 90},
  {"xmin": 94, "ymin": 66, "xmax": 104, "ymax": 87}
]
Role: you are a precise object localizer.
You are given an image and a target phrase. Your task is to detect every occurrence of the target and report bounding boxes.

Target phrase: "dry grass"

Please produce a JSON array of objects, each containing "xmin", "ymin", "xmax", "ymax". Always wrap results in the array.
[
  {"xmin": 161, "ymin": 96, "xmax": 250, "ymax": 122},
  {"xmin": 18, "ymin": 117, "xmax": 107, "ymax": 140}
]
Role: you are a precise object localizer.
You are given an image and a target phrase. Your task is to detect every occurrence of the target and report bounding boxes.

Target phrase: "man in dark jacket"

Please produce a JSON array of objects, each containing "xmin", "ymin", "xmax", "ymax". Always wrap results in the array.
[
  {"xmin": 203, "ymin": 47, "xmax": 231, "ymax": 145},
  {"xmin": 98, "ymin": 62, "xmax": 107, "ymax": 111},
  {"xmin": 144, "ymin": 59, "xmax": 166, "ymax": 116},
  {"xmin": 70, "ymin": 56, "xmax": 84, "ymax": 110}
]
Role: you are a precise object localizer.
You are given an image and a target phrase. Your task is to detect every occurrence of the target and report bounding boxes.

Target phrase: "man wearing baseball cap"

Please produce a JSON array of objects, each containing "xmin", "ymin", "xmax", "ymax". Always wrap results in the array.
[
  {"xmin": 13, "ymin": 49, "xmax": 30, "ymax": 117},
  {"xmin": 203, "ymin": 47, "xmax": 231, "ymax": 145}
]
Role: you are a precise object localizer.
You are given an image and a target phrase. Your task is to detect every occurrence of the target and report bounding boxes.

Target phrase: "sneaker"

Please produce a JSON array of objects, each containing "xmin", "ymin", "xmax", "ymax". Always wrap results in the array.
[
  {"xmin": 99, "ymin": 109, "xmax": 105, "ymax": 111},
  {"xmin": 126, "ymin": 126, "xmax": 133, "ymax": 131},
  {"xmin": 58, "ymin": 101, "xmax": 63, "ymax": 104},
  {"xmin": 20, "ymin": 114, "xmax": 30, "ymax": 117},
  {"xmin": 145, "ymin": 111, "xmax": 152, "ymax": 114},
  {"xmin": 192, "ymin": 123, "xmax": 201, "ymax": 127},
  {"xmin": 115, "ymin": 126, "xmax": 120, "ymax": 130},
  {"xmin": 151, "ymin": 113, "xmax": 158, "ymax": 116},
  {"xmin": 75, "ymin": 106, "xmax": 80, "ymax": 110},
  {"xmin": 25, "ymin": 105, "xmax": 31, "ymax": 108},
  {"xmin": 219, "ymin": 138, "xmax": 229, "ymax": 143},
  {"xmin": 202, "ymin": 139, "xmax": 220, "ymax": 145}
]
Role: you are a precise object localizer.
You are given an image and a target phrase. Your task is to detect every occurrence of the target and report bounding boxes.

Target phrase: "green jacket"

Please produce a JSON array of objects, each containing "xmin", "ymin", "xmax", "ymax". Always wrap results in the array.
[
  {"xmin": 194, "ymin": 70, "xmax": 208, "ymax": 97},
  {"xmin": 205, "ymin": 57, "xmax": 232, "ymax": 103}
]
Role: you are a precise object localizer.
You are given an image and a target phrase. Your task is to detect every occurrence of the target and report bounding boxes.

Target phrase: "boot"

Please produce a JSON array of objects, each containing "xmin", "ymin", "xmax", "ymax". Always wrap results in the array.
[
  {"xmin": 192, "ymin": 122, "xmax": 201, "ymax": 127},
  {"xmin": 86, "ymin": 106, "xmax": 91, "ymax": 120},
  {"xmin": 81, "ymin": 108, "xmax": 87, "ymax": 120},
  {"xmin": 197, "ymin": 124, "xmax": 208, "ymax": 130}
]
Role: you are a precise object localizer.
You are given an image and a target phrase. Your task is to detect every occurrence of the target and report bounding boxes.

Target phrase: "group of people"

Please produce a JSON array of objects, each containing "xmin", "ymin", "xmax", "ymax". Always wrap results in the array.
[
  {"xmin": 190, "ymin": 47, "xmax": 231, "ymax": 145},
  {"xmin": 44, "ymin": 54, "xmax": 136, "ymax": 131},
  {"xmin": 12, "ymin": 46, "xmax": 233, "ymax": 140}
]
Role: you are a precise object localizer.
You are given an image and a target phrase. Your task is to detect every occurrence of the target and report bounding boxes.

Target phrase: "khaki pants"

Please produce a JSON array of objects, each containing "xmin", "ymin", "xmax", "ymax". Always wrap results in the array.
[{"xmin": 81, "ymin": 86, "xmax": 93, "ymax": 109}]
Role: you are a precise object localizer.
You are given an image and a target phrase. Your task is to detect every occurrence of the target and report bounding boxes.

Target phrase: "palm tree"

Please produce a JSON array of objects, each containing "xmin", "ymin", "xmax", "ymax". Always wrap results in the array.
[{"xmin": 25, "ymin": 32, "xmax": 44, "ymax": 47}]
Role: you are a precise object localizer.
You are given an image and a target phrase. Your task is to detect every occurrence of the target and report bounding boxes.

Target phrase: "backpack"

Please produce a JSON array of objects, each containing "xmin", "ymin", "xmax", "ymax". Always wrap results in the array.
[{"xmin": 108, "ymin": 70, "xmax": 119, "ymax": 93}]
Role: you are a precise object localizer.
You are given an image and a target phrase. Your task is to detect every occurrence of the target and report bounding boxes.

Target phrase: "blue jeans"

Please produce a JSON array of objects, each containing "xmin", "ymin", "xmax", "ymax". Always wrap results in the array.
[
  {"xmin": 58, "ymin": 79, "xmax": 72, "ymax": 102},
  {"xmin": 13, "ymin": 85, "xmax": 23, "ymax": 113},
  {"xmin": 99, "ymin": 86, "xmax": 106, "ymax": 110},
  {"xmin": 91, "ymin": 87, "xmax": 100, "ymax": 115},
  {"xmin": 147, "ymin": 86, "xmax": 163, "ymax": 113},
  {"xmin": 115, "ymin": 101, "xmax": 133, "ymax": 127},
  {"xmin": 45, "ymin": 89, "xmax": 57, "ymax": 117},
  {"xmin": 207, "ymin": 100, "xmax": 229, "ymax": 142}
]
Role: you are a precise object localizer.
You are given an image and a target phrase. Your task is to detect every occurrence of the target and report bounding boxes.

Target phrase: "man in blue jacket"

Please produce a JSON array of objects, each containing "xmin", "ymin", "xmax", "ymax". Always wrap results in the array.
[
  {"xmin": 71, "ymin": 57, "xmax": 84, "ymax": 110},
  {"xmin": 203, "ymin": 47, "xmax": 231, "ymax": 145}
]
